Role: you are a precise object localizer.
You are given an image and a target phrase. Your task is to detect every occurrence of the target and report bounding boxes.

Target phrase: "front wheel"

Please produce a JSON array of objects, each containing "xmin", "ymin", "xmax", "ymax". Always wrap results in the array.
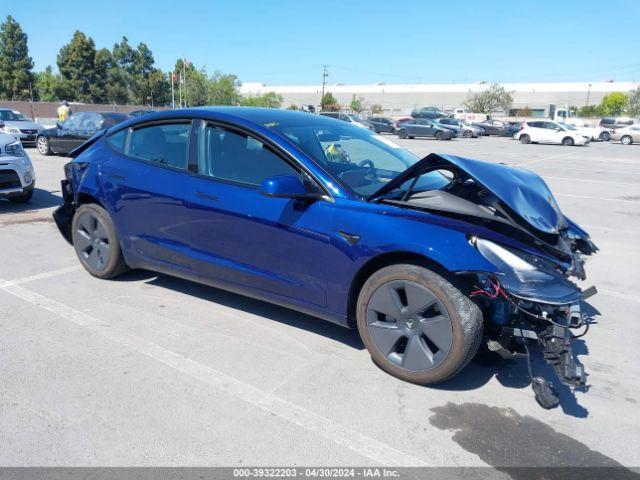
[
  {"xmin": 463, "ymin": 130, "xmax": 472, "ymax": 138},
  {"xmin": 71, "ymin": 203, "xmax": 129, "ymax": 279},
  {"xmin": 621, "ymin": 135, "xmax": 633, "ymax": 145},
  {"xmin": 520, "ymin": 134, "xmax": 531, "ymax": 144},
  {"xmin": 435, "ymin": 131, "xmax": 444, "ymax": 140},
  {"xmin": 398, "ymin": 130, "xmax": 407, "ymax": 139},
  {"xmin": 36, "ymin": 136, "xmax": 51, "ymax": 155},
  {"xmin": 562, "ymin": 137, "xmax": 575, "ymax": 146},
  {"xmin": 600, "ymin": 131, "xmax": 610, "ymax": 141},
  {"xmin": 357, "ymin": 264, "xmax": 483, "ymax": 385}
]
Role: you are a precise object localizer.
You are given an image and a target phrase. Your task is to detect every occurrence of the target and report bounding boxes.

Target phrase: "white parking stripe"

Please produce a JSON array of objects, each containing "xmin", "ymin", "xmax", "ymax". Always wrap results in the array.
[
  {"xmin": 0, "ymin": 279, "xmax": 432, "ymax": 467},
  {"xmin": 544, "ymin": 176, "xmax": 640, "ymax": 186},
  {"xmin": 0, "ymin": 265, "xmax": 82, "ymax": 289}
]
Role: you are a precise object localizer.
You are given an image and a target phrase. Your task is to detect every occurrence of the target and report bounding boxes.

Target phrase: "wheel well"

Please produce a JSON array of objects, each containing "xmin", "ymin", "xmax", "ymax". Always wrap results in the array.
[
  {"xmin": 77, "ymin": 192, "xmax": 102, "ymax": 207},
  {"xmin": 346, "ymin": 252, "xmax": 452, "ymax": 328},
  {"xmin": 562, "ymin": 136, "xmax": 573, "ymax": 143}
]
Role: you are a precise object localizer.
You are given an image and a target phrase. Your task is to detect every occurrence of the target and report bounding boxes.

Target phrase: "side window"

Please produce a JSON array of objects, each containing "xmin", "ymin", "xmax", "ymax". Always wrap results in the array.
[
  {"xmin": 127, "ymin": 123, "xmax": 191, "ymax": 169},
  {"xmin": 545, "ymin": 122, "xmax": 559, "ymax": 129},
  {"xmin": 197, "ymin": 125, "xmax": 299, "ymax": 186},
  {"xmin": 80, "ymin": 113, "xmax": 103, "ymax": 131},
  {"xmin": 62, "ymin": 114, "xmax": 80, "ymax": 130},
  {"xmin": 106, "ymin": 129, "xmax": 128, "ymax": 152}
]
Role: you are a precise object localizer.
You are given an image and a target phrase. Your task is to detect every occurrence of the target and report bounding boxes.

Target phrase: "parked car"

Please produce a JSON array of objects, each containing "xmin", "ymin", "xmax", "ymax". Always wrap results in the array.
[
  {"xmin": 397, "ymin": 119, "xmax": 455, "ymax": 140},
  {"xmin": 0, "ymin": 109, "xmax": 45, "ymax": 146},
  {"xmin": 560, "ymin": 121, "xmax": 609, "ymax": 141},
  {"xmin": 471, "ymin": 119, "xmax": 510, "ymax": 136},
  {"xmin": 411, "ymin": 107, "xmax": 446, "ymax": 119},
  {"xmin": 128, "ymin": 109, "xmax": 157, "ymax": 117},
  {"xmin": 437, "ymin": 118, "xmax": 483, "ymax": 138},
  {"xmin": 319, "ymin": 112, "xmax": 374, "ymax": 130},
  {"xmin": 515, "ymin": 121, "xmax": 590, "ymax": 146},
  {"xmin": 506, "ymin": 122, "xmax": 523, "ymax": 138},
  {"xmin": 52, "ymin": 107, "xmax": 598, "ymax": 408},
  {"xmin": 367, "ymin": 116, "xmax": 396, "ymax": 134},
  {"xmin": 600, "ymin": 117, "xmax": 635, "ymax": 130},
  {"xmin": 0, "ymin": 132, "xmax": 35, "ymax": 203},
  {"xmin": 36, "ymin": 112, "xmax": 128, "ymax": 156},
  {"xmin": 610, "ymin": 124, "xmax": 640, "ymax": 145}
]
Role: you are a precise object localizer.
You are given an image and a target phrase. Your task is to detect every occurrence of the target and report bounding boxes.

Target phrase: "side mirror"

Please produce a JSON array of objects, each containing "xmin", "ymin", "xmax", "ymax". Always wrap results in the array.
[{"xmin": 260, "ymin": 175, "xmax": 321, "ymax": 200}]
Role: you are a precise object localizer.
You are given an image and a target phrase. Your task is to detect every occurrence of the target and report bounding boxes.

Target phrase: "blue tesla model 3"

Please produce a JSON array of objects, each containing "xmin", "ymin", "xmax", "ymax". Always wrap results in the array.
[{"xmin": 53, "ymin": 107, "xmax": 598, "ymax": 408}]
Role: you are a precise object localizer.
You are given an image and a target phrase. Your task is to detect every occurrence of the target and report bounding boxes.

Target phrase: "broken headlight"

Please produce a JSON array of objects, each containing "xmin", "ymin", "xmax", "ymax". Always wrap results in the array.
[{"xmin": 472, "ymin": 238, "xmax": 581, "ymax": 305}]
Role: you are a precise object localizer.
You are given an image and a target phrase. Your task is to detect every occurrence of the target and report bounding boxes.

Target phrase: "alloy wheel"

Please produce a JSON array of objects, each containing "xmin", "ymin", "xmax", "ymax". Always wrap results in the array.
[
  {"xmin": 365, "ymin": 280, "xmax": 453, "ymax": 372},
  {"xmin": 37, "ymin": 137, "xmax": 49, "ymax": 154},
  {"xmin": 74, "ymin": 211, "xmax": 111, "ymax": 271}
]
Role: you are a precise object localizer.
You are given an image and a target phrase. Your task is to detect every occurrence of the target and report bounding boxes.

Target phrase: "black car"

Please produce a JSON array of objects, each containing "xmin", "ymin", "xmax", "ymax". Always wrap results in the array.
[
  {"xmin": 367, "ymin": 116, "xmax": 396, "ymax": 133},
  {"xmin": 471, "ymin": 119, "xmax": 510, "ymax": 136},
  {"xmin": 397, "ymin": 119, "xmax": 454, "ymax": 140},
  {"xmin": 36, "ymin": 112, "xmax": 128, "ymax": 156},
  {"xmin": 128, "ymin": 109, "xmax": 157, "ymax": 117}
]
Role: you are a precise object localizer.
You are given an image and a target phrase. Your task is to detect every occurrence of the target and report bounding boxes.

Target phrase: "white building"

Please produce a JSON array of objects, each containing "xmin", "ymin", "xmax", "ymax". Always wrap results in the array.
[{"xmin": 240, "ymin": 81, "xmax": 637, "ymax": 116}]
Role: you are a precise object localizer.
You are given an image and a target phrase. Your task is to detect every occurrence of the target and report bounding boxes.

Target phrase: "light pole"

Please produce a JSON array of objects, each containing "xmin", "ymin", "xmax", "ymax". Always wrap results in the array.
[{"xmin": 321, "ymin": 65, "xmax": 328, "ymax": 110}]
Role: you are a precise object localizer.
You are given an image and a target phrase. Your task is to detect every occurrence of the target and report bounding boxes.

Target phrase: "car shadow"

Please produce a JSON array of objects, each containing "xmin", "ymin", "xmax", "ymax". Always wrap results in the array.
[
  {"xmin": 0, "ymin": 187, "xmax": 61, "ymax": 213},
  {"xmin": 114, "ymin": 269, "xmax": 365, "ymax": 350}
]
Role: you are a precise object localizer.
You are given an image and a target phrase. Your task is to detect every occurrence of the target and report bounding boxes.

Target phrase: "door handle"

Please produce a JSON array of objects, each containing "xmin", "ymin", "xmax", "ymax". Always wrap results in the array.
[{"xmin": 196, "ymin": 191, "xmax": 219, "ymax": 201}]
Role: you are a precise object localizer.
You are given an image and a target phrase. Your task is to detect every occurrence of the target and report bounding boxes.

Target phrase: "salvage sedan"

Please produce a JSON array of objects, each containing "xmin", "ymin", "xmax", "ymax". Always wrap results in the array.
[{"xmin": 53, "ymin": 108, "xmax": 598, "ymax": 408}]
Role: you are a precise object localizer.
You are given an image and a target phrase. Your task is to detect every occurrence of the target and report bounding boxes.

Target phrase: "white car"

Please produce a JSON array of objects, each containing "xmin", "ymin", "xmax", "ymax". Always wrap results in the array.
[
  {"xmin": 0, "ymin": 108, "xmax": 45, "ymax": 145},
  {"xmin": 0, "ymin": 133, "xmax": 35, "ymax": 203},
  {"xmin": 563, "ymin": 120, "xmax": 610, "ymax": 141},
  {"xmin": 611, "ymin": 124, "xmax": 640, "ymax": 145},
  {"xmin": 514, "ymin": 120, "xmax": 590, "ymax": 146}
]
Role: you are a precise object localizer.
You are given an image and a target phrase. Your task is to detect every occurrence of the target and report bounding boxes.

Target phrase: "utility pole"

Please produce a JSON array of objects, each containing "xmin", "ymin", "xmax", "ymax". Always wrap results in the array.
[
  {"xmin": 586, "ymin": 83, "xmax": 592, "ymax": 106},
  {"xmin": 171, "ymin": 72, "xmax": 175, "ymax": 109},
  {"xmin": 321, "ymin": 65, "xmax": 328, "ymax": 110}
]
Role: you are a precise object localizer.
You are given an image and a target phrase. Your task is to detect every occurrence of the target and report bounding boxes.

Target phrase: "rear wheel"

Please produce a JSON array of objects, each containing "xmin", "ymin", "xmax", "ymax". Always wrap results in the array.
[
  {"xmin": 435, "ymin": 131, "xmax": 444, "ymax": 141},
  {"xmin": 520, "ymin": 134, "xmax": 531, "ymax": 144},
  {"xmin": 463, "ymin": 130, "xmax": 472, "ymax": 138},
  {"xmin": 562, "ymin": 137, "xmax": 574, "ymax": 146},
  {"xmin": 36, "ymin": 136, "xmax": 51, "ymax": 155},
  {"xmin": 356, "ymin": 264, "xmax": 483, "ymax": 385},
  {"xmin": 71, "ymin": 204, "xmax": 129, "ymax": 279},
  {"xmin": 398, "ymin": 130, "xmax": 407, "ymax": 139},
  {"xmin": 621, "ymin": 135, "xmax": 633, "ymax": 145},
  {"xmin": 599, "ymin": 131, "xmax": 610, "ymax": 141}
]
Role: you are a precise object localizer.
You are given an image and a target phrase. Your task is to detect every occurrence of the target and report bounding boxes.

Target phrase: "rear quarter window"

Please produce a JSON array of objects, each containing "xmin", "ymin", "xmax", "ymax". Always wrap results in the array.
[{"xmin": 106, "ymin": 129, "xmax": 127, "ymax": 152}]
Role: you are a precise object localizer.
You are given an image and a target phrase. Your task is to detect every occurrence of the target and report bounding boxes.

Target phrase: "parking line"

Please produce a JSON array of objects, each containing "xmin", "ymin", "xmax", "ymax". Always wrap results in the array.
[
  {"xmin": 0, "ymin": 279, "xmax": 432, "ymax": 467},
  {"xmin": 543, "ymin": 176, "xmax": 640, "ymax": 187},
  {"xmin": 531, "ymin": 166, "xmax": 640, "ymax": 176},
  {"xmin": 0, "ymin": 265, "xmax": 82, "ymax": 289}
]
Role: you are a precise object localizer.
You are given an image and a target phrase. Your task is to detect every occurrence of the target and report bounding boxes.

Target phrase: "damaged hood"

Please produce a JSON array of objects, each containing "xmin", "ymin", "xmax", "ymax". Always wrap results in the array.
[{"xmin": 371, "ymin": 153, "xmax": 567, "ymax": 234}]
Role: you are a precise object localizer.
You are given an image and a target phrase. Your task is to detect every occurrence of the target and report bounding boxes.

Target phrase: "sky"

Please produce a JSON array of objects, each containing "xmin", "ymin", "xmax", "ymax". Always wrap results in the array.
[{"xmin": 3, "ymin": 0, "xmax": 639, "ymax": 86}]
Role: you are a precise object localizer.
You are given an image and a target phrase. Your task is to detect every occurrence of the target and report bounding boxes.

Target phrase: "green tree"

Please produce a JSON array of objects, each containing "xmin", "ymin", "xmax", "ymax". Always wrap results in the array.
[
  {"xmin": 321, "ymin": 92, "xmax": 340, "ymax": 111},
  {"xmin": 241, "ymin": 91, "xmax": 283, "ymax": 108},
  {"xmin": 577, "ymin": 105, "xmax": 600, "ymax": 117},
  {"xmin": 599, "ymin": 92, "xmax": 628, "ymax": 116},
  {"xmin": 371, "ymin": 104, "xmax": 383, "ymax": 114},
  {"xmin": 34, "ymin": 66, "xmax": 62, "ymax": 102},
  {"xmin": 349, "ymin": 94, "xmax": 365, "ymax": 113},
  {"xmin": 0, "ymin": 15, "xmax": 34, "ymax": 100},
  {"xmin": 57, "ymin": 30, "xmax": 97, "ymax": 102},
  {"xmin": 174, "ymin": 59, "xmax": 208, "ymax": 106},
  {"xmin": 208, "ymin": 71, "xmax": 241, "ymax": 105},
  {"xmin": 287, "ymin": 104, "xmax": 299, "ymax": 110},
  {"xmin": 628, "ymin": 87, "xmax": 640, "ymax": 117},
  {"xmin": 464, "ymin": 83, "xmax": 513, "ymax": 114}
]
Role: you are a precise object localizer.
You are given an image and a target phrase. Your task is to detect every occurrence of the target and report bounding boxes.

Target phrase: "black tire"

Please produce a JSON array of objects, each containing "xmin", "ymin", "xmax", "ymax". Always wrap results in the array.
[
  {"xmin": 562, "ymin": 136, "xmax": 574, "ymax": 146},
  {"xmin": 408, "ymin": 136, "xmax": 415, "ymax": 139},
  {"xmin": 520, "ymin": 134, "xmax": 531, "ymax": 144},
  {"xmin": 435, "ymin": 131, "xmax": 444, "ymax": 141},
  {"xmin": 36, "ymin": 136, "xmax": 51, "ymax": 155},
  {"xmin": 398, "ymin": 130, "xmax": 407, "ymax": 139},
  {"xmin": 356, "ymin": 264, "xmax": 483, "ymax": 385},
  {"xmin": 8, "ymin": 189, "xmax": 33, "ymax": 203},
  {"xmin": 621, "ymin": 135, "xmax": 633, "ymax": 145},
  {"xmin": 599, "ymin": 131, "xmax": 610, "ymax": 141},
  {"xmin": 71, "ymin": 203, "xmax": 129, "ymax": 279}
]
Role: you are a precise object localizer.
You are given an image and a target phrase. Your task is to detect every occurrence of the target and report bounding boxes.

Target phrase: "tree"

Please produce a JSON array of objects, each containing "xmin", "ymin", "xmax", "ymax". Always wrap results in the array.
[
  {"xmin": 599, "ymin": 92, "xmax": 628, "ymax": 116},
  {"xmin": 174, "ymin": 59, "xmax": 208, "ymax": 106},
  {"xmin": 241, "ymin": 91, "xmax": 283, "ymax": 108},
  {"xmin": 0, "ymin": 15, "xmax": 34, "ymax": 100},
  {"xmin": 287, "ymin": 104, "xmax": 299, "ymax": 110},
  {"xmin": 208, "ymin": 71, "xmax": 241, "ymax": 105},
  {"xmin": 349, "ymin": 94, "xmax": 365, "ymax": 113},
  {"xmin": 57, "ymin": 30, "xmax": 97, "ymax": 102},
  {"xmin": 628, "ymin": 86, "xmax": 640, "ymax": 117},
  {"xmin": 371, "ymin": 104, "xmax": 383, "ymax": 114},
  {"xmin": 516, "ymin": 106, "xmax": 532, "ymax": 116},
  {"xmin": 321, "ymin": 92, "xmax": 340, "ymax": 111},
  {"xmin": 577, "ymin": 105, "xmax": 600, "ymax": 117},
  {"xmin": 34, "ymin": 65, "xmax": 65, "ymax": 102},
  {"xmin": 464, "ymin": 83, "xmax": 513, "ymax": 114}
]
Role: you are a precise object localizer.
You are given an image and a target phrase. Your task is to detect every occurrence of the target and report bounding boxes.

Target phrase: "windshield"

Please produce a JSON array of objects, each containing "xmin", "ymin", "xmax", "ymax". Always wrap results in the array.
[
  {"xmin": 265, "ymin": 116, "xmax": 448, "ymax": 197},
  {"xmin": 0, "ymin": 110, "xmax": 29, "ymax": 121}
]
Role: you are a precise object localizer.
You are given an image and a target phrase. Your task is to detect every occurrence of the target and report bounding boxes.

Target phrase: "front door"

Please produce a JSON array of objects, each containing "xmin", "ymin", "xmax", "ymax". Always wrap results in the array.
[{"xmin": 186, "ymin": 122, "xmax": 336, "ymax": 307}]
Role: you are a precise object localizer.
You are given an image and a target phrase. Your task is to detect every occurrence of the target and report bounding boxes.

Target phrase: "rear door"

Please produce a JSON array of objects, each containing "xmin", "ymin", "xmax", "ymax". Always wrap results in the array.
[
  {"xmin": 103, "ymin": 120, "xmax": 193, "ymax": 273},
  {"xmin": 185, "ymin": 121, "xmax": 336, "ymax": 307},
  {"xmin": 51, "ymin": 114, "xmax": 81, "ymax": 154}
]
